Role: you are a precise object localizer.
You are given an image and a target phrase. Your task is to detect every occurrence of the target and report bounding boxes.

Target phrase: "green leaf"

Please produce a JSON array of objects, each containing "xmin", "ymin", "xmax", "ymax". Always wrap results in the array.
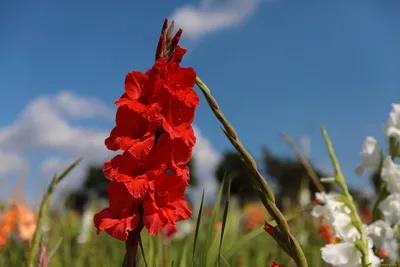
[
  {"xmin": 191, "ymin": 190, "xmax": 205, "ymax": 265},
  {"xmin": 218, "ymin": 176, "xmax": 232, "ymax": 267}
]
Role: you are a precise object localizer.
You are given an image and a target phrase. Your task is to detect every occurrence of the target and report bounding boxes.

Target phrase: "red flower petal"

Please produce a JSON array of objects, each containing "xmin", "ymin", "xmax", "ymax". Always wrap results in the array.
[
  {"xmin": 169, "ymin": 46, "xmax": 187, "ymax": 64},
  {"xmin": 151, "ymin": 133, "xmax": 193, "ymax": 178},
  {"xmin": 105, "ymin": 106, "xmax": 159, "ymax": 158},
  {"xmin": 124, "ymin": 178, "xmax": 149, "ymax": 199},
  {"xmin": 162, "ymin": 223, "xmax": 178, "ymax": 238},
  {"xmin": 93, "ymin": 182, "xmax": 140, "ymax": 241},
  {"xmin": 142, "ymin": 173, "xmax": 191, "ymax": 236},
  {"xmin": 94, "ymin": 209, "xmax": 139, "ymax": 241},
  {"xmin": 164, "ymin": 65, "xmax": 197, "ymax": 96},
  {"xmin": 143, "ymin": 210, "xmax": 166, "ymax": 236},
  {"xmin": 102, "ymin": 153, "xmax": 166, "ymax": 198}
]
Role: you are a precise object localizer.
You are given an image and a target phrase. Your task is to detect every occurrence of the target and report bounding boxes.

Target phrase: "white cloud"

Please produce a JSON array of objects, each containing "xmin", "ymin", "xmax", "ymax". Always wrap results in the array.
[
  {"xmin": 0, "ymin": 91, "xmax": 116, "ymax": 203},
  {"xmin": 54, "ymin": 91, "xmax": 114, "ymax": 119},
  {"xmin": 40, "ymin": 156, "xmax": 69, "ymax": 174},
  {"xmin": 170, "ymin": 0, "xmax": 264, "ymax": 40},
  {"xmin": 0, "ymin": 91, "xmax": 221, "ymax": 207},
  {"xmin": 0, "ymin": 151, "xmax": 25, "ymax": 175},
  {"xmin": 192, "ymin": 126, "xmax": 221, "ymax": 202}
]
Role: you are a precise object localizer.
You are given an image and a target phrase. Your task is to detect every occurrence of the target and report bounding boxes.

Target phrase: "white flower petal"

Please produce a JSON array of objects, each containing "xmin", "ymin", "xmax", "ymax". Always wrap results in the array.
[
  {"xmin": 381, "ymin": 156, "xmax": 400, "ymax": 194},
  {"xmin": 383, "ymin": 103, "xmax": 400, "ymax": 138},
  {"xmin": 355, "ymin": 136, "xmax": 381, "ymax": 176},
  {"xmin": 379, "ymin": 193, "xmax": 400, "ymax": 226},
  {"xmin": 321, "ymin": 243, "xmax": 360, "ymax": 266}
]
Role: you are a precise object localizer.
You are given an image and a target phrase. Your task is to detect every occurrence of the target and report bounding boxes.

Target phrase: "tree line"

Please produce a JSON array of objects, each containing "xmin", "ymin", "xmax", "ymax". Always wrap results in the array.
[{"xmin": 65, "ymin": 147, "xmax": 379, "ymax": 213}]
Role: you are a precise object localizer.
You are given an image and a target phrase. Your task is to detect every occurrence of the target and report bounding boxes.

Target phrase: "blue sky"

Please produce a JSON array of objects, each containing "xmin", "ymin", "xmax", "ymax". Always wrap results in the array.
[{"xmin": 1, "ymin": 0, "xmax": 400, "ymax": 204}]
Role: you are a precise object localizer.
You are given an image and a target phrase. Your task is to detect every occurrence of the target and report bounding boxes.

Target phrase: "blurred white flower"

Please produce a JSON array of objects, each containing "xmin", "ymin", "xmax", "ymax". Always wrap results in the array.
[
  {"xmin": 171, "ymin": 220, "xmax": 194, "ymax": 241},
  {"xmin": 311, "ymin": 194, "xmax": 343, "ymax": 226},
  {"xmin": 365, "ymin": 220, "xmax": 395, "ymax": 247},
  {"xmin": 314, "ymin": 192, "xmax": 341, "ymax": 205},
  {"xmin": 298, "ymin": 186, "xmax": 311, "ymax": 207},
  {"xmin": 379, "ymin": 193, "xmax": 400, "ymax": 225},
  {"xmin": 76, "ymin": 208, "xmax": 94, "ymax": 244},
  {"xmin": 332, "ymin": 212, "xmax": 360, "ymax": 242},
  {"xmin": 311, "ymin": 192, "xmax": 359, "ymax": 241},
  {"xmin": 380, "ymin": 156, "xmax": 400, "ymax": 194},
  {"xmin": 355, "ymin": 136, "xmax": 381, "ymax": 176},
  {"xmin": 365, "ymin": 220, "xmax": 398, "ymax": 263},
  {"xmin": 321, "ymin": 240, "xmax": 381, "ymax": 267},
  {"xmin": 383, "ymin": 103, "xmax": 400, "ymax": 139}
]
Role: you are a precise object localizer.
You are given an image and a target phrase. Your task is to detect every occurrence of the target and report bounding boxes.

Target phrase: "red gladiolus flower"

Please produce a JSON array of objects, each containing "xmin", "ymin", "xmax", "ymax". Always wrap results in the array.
[
  {"xmin": 93, "ymin": 182, "xmax": 141, "ymax": 241},
  {"xmin": 271, "ymin": 262, "xmax": 283, "ymax": 267},
  {"xmin": 143, "ymin": 173, "xmax": 191, "ymax": 236},
  {"xmin": 152, "ymin": 132, "xmax": 193, "ymax": 179},
  {"xmin": 94, "ymin": 18, "xmax": 197, "ymax": 251},
  {"xmin": 105, "ymin": 105, "xmax": 160, "ymax": 158}
]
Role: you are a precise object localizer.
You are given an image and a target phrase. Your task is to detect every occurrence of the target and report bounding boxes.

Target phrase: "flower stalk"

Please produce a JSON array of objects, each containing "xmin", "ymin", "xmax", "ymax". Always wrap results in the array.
[
  {"xmin": 195, "ymin": 76, "xmax": 308, "ymax": 267},
  {"xmin": 27, "ymin": 158, "xmax": 81, "ymax": 267},
  {"xmin": 321, "ymin": 127, "xmax": 371, "ymax": 266},
  {"xmin": 125, "ymin": 224, "xmax": 143, "ymax": 267}
]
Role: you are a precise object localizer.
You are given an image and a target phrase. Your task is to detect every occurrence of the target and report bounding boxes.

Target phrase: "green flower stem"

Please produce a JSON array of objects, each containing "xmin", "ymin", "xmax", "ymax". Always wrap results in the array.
[
  {"xmin": 321, "ymin": 127, "xmax": 371, "ymax": 266},
  {"xmin": 27, "ymin": 158, "xmax": 81, "ymax": 267},
  {"xmin": 280, "ymin": 133, "xmax": 326, "ymax": 193},
  {"xmin": 196, "ymin": 76, "xmax": 308, "ymax": 267}
]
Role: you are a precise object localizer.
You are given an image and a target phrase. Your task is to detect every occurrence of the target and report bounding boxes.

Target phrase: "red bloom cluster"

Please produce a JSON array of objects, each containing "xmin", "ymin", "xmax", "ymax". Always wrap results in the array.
[{"xmin": 93, "ymin": 19, "xmax": 199, "ymax": 240}]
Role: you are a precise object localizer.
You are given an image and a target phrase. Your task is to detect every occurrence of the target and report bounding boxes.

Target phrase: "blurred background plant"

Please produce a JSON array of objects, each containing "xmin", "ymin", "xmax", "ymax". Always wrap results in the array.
[{"xmin": 0, "ymin": 135, "xmax": 381, "ymax": 267}]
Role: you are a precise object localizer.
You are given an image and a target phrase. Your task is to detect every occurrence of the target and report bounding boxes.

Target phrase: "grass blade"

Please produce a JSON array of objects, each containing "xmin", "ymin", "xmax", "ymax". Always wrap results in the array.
[
  {"xmin": 27, "ymin": 158, "xmax": 81, "ymax": 267},
  {"xmin": 218, "ymin": 176, "xmax": 232, "ymax": 267},
  {"xmin": 220, "ymin": 255, "xmax": 232, "ymax": 267},
  {"xmin": 191, "ymin": 190, "xmax": 205, "ymax": 265},
  {"xmin": 202, "ymin": 174, "xmax": 226, "ymax": 266},
  {"xmin": 139, "ymin": 236, "xmax": 149, "ymax": 267},
  {"xmin": 223, "ymin": 207, "xmax": 308, "ymax": 261}
]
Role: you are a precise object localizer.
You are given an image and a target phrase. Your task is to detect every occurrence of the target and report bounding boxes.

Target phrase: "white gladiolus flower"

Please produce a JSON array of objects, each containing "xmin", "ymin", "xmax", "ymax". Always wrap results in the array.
[
  {"xmin": 311, "ymin": 192, "xmax": 360, "ymax": 241},
  {"xmin": 379, "ymin": 193, "xmax": 400, "ymax": 225},
  {"xmin": 383, "ymin": 103, "xmax": 400, "ymax": 138},
  {"xmin": 311, "ymin": 193, "xmax": 344, "ymax": 226},
  {"xmin": 355, "ymin": 137, "xmax": 381, "ymax": 176},
  {"xmin": 366, "ymin": 220, "xmax": 398, "ymax": 262},
  {"xmin": 380, "ymin": 156, "xmax": 400, "ymax": 194},
  {"xmin": 332, "ymin": 212, "xmax": 360, "ymax": 242},
  {"xmin": 365, "ymin": 220, "xmax": 395, "ymax": 248},
  {"xmin": 380, "ymin": 238, "xmax": 399, "ymax": 263},
  {"xmin": 314, "ymin": 192, "xmax": 341, "ymax": 204},
  {"xmin": 321, "ymin": 240, "xmax": 381, "ymax": 267}
]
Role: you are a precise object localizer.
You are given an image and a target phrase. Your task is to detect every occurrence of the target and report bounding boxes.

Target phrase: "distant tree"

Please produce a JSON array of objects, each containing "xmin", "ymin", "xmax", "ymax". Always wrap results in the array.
[
  {"xmin": 81, "ymin": 166, "xmax": 108, "ymax": 198},
  {"xmin": 65, "ymin": 165, "xmax": 108, "ymax": 213},
  {"xmin": 261, "ymin": 146, "xmax": 333, "ymax": 208},
  {"xmin": 64, "ymin": 190, "xmax": 90, "ymax": 214},
  {"xmin": 215, "ymin": 151, "xmax": 258, "ymax": 205},
  {"xmin": 186, "ymin": 157, "xmax": 198, "ymax": 188}
]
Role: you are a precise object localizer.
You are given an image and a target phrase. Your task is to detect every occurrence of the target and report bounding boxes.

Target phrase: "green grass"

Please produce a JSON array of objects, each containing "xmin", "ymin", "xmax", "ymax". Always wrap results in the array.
[{"xmin": 0, "ymin": 195, "xmax": 329, "ymax": 267}]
